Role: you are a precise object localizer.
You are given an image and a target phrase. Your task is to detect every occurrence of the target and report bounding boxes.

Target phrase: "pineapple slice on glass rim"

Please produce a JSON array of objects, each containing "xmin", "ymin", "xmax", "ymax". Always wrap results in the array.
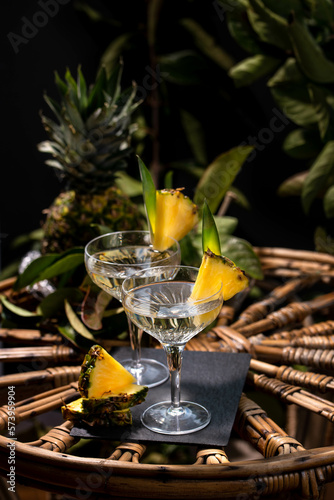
[
  {"xmin": 138, "ymin": 157, "xmax": 199, "ymax": 251},
  {"xmin": 190, "ymin": 201, "xmax": 249, "ymax": 306}
]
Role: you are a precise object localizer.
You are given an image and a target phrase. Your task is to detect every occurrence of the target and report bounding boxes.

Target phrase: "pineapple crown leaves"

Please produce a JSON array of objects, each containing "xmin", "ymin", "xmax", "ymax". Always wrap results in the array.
[
  {"xmin": 38, "ymin": 62, "xmax": 142, "ymax": 193},
  {"xmin": 202, "ymin": 200, "xmax": 221, "ymax": 256}
]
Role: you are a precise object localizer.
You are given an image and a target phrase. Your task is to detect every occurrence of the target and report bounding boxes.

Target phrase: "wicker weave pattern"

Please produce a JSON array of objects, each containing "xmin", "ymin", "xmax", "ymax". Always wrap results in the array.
[{"xmin": 0, "ymin": 247, "xmax": 334, "ymax": 498}]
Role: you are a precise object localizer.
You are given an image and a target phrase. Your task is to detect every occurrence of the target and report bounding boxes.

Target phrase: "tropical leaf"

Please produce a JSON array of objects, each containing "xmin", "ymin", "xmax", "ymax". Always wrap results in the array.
[
  {"xmin": 34, "ymin": 252, "xmax": 84, "ymax": 283},
  {"xmin": 64, "ymin": 299, "xmax": 96, "ymax": 341},
  {"xmin": 247, "ymin": 0, "xmax": 291, "ymax": 50},
  {"xmin": 220, "ymin": 235, "xmax": 264, "ymax": 280},
  {"xmin": 229, "ymin": 186, "xmax": 251, "ymax": 210},
  {"xmin": 99, "ymin": 34, "xmax": 133, "ymax": 77},
  {"xmin": 229, "ymin": 54, "xmax": 281, "ymax": 87},
  {"xmin": 268, "ymin": 59, "xmax": 319, "ymax": 127},
  {"xmin": 38, "ymin": 288, "xmax": 84, "ymax": 318},
  {"xmin": 13, "ymin": 254, "xmax": 60, "ymax": 291},
  {"xmin": 180, "ymin": 18, "xmax": 235, "ymax": 71},
  {"xmin": 194, "ymin": 146, "xmax": 254, "ymax": 213},
  {"xmin": 260, "ymin": 0, "xmax": 305, "ymax": 17},
  {"xmin": 277, "ymin": 171, "xmax": 308, "ymax": 197},
  {"xmin": 215, "ymin": 215, "xmax": 239, "ymax": 235},
  {"xmin": 301, "ymin": 141, "xmax": 334, "ymax": 213},
  {"xmin": 308, "ymin": 84, "xmax": 334, "ymax": 142},
  {"xmin": 81, "ymin": 289, "xmax": 112, "ymax": 330},
  {"xmin": 282, "ymin": 128, "xmax": 322, "ymax": 160},
  {"xmin": 0, "ymin": 295, "xmax": 40, "ymax": 318},
  {"xmin": 115, "ymin": 171, "xmax": 144, "ymax": 197},
  {"xmin": 314, "ymin": 226, "xmax": 334, "ymax": 254},
  {"xmin": 180, "ymin": 109, "xmax": 208, "ymax": 166},
  {"xmin": 287, "ymin": 15, "xmax": 334, "ymax": 84},
  {"xmin": 57, "ymin": 322, "xmax": 94, "ymax": 351},
  {"xmin": 302, "ymin": 0, "xmax": 334, "ymax": 26},
  {"xmin": 227, "ymin": 6, "xmax": 266, "ymax": 55},
  {"xmin": 158, "ymin": 50, "xmax": 210, "ymax": 85},
  {"xmin": 324, "ymin": 185, "xmax": 334, "ymax": 218}
]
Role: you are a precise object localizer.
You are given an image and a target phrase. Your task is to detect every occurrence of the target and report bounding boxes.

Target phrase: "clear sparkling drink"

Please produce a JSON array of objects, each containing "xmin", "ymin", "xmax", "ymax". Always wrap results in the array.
[
  {"xmin": 86, "ymin": 245, "xmax": 174, "ymax": 301},
  {"xmin": 123, "ymin": 281, "xmax": 222, "ymax": 345}
]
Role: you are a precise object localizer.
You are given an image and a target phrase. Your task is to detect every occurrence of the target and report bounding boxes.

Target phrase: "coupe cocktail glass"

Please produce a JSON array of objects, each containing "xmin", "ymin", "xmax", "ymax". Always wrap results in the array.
[
  {"xmin": 84, "ymin": 231, "xmax": 180, "ymax": 388},
  {"xmin": 122, "ymin": 265, "xmax": 224, "ymax": 435}
]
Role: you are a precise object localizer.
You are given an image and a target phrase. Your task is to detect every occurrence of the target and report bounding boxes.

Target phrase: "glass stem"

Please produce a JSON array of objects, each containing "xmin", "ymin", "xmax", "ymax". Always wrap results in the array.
[
  {"xmin": 164, "ymin": 344, "xmax": 185, "ymax": 415},
  {"xmin": 127, "ymin": 318, "xmax": 143, "ymax": 369}
]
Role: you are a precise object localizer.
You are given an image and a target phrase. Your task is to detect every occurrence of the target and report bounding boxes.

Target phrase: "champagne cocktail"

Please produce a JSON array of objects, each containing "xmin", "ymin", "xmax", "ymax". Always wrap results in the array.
[
  {"xmin": 122, "ymin": 265, "xmax": 224, "ymax": 435},
  {"xmin": 85, "ymin": 231, "xmax": 180, "ymax": 387}
]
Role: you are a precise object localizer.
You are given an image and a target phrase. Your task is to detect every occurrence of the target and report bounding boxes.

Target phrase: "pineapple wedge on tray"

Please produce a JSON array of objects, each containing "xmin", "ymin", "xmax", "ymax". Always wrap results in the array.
[
  {"xmin": 61, "ymin": 400, "xmax": 133, "ymax": 427},
  {"xmin": 62, "ymin": 345, "xmax": 148, "ymax": 427}
]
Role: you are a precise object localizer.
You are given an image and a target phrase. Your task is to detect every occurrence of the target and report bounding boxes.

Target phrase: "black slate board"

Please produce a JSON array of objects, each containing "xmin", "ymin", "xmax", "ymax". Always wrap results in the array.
[{"xmin": 70, "ymin": 347, "xmax": 251, "ymax": 446}]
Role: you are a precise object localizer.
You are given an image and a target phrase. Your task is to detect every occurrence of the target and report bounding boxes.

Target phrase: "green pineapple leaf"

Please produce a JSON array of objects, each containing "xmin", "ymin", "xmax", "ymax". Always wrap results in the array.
[
  {"xmin": 106, "ymin": 60, "xmax": 123, "ymax": 102},
  {"xmin": 77, "ymin": 66, "xmax": 88, "ymax": 113},
  {"xmin": 138, "ymin": 156, "xmax": 156, "ymax": 237},
  {"xmin": 87, "ymin": 66, "xmax": 108, "ymax": 112},
  {"xmin": 54, "ymin": 71, "xmax": 68, "ymax": 97},
  {"xmin": 202, "ymin": 200, "xmax": 221, "ymax": 256}
]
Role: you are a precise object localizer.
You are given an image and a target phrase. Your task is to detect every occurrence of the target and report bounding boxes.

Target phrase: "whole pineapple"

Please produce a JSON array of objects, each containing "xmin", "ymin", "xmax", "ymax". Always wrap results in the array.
[{"xmin": 38, "ymin": 62, "xmax": 144, "ymax": 254}]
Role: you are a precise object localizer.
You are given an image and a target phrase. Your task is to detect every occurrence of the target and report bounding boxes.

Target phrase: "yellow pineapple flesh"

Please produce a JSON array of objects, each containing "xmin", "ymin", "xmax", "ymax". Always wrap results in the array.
[
  {"xmin": 153, "ymin": 189, "xmax": 199, "ymax": 251},
  {"xmin": 78, "ymin": 345, "xmax": 136, "ymax": 398},
  {"xmin": 190, "ymin": 250, "xmax": 249, "ymax": 302}
]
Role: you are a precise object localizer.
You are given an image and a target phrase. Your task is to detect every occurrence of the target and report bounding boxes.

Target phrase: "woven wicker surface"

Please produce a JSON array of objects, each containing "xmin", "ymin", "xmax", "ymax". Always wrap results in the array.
[{"xmin": 1, "ymin": 247, "xmax": 334, "ymax": 498}]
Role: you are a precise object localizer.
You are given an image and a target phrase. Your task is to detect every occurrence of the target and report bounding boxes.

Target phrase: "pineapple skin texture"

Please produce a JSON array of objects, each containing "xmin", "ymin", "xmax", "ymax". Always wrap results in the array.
[
  {"xmin": 61, "ymin": 399, "xmax": 133, "ymax": 426},
  {"xmin": 81, "ymin": 385, "xmax": 148, "ymax": 413},
  {"xmin": 42, "ymin": 186, "xmax": 144, "ymax": 254}
]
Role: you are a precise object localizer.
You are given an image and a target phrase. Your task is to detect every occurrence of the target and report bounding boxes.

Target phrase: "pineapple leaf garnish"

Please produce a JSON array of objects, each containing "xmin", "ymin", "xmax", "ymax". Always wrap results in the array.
[
  {"xmin": 202, "ymin": 200, "xmax": 221, "ymax": 256},
  {"xmin": 138, "ymin": 156, "xmax": 156, "ymax": 237}
]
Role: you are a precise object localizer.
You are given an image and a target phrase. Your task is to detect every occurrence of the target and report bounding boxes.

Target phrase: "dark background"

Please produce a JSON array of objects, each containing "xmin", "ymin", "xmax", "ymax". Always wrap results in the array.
[{"xmin": 1, "ymin": 0, "xmax": 316, "ymax": 273}]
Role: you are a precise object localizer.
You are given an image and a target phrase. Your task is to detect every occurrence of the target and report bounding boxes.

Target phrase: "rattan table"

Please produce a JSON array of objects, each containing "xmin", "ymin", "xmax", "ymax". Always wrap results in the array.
[{"xmin": 1, "ymin": 247, "xmax": 334, "ymax": 499}]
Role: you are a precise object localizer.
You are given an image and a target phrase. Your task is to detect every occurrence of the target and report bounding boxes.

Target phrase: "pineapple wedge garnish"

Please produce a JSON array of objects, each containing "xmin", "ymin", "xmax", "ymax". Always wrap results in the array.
[
  {"xmin": 138, "ymin": 156, "xmax": 199, "ymax": 251},
  {"xmin": 154, "ymin": 188, "xmax": 199, "ymax": 251},
  {"xmin": 190, "ymin": 249, "xmax": 249, "ymax": 302},
  {"xmin": 190, "ymin": 201, "xmax": 249, "ymax": 302}
]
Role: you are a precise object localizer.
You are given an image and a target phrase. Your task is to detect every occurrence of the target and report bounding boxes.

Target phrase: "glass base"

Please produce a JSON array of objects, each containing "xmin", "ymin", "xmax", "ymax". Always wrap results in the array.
[
  {"xmin": 141, "ymin": 401, "xmax": 211, "ymax": 435},
  {"xmin": 121, "ymin": 358, "xmax": 169, "ymax": 388}
]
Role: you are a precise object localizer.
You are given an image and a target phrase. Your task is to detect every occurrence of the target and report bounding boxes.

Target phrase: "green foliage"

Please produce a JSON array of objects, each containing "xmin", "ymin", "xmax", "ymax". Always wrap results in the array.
[
  {"xmin": 202, "ymin": 201, "xmax": 221, "ymax": 255},
  {"xmin": 226, "ymin": 0, "xmax": 334, "ymax": 250},
  {"xmin": 1, "ymin": 1, "xmax": 268, "ymax": 339}
]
